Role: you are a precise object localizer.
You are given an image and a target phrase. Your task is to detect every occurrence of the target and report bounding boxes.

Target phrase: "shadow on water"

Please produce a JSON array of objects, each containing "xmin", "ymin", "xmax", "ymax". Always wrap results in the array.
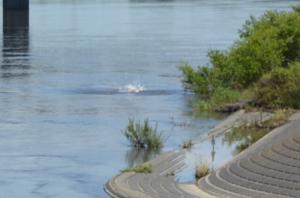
[{"xmin": 2, "ymin": 9, "xmax": 30, "ymax": 79}]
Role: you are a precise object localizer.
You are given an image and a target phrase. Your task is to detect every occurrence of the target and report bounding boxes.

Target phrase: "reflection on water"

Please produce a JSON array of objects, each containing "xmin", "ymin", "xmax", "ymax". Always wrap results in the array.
[
  {"xmin": 126, "ymin": 148, "xmax": 161, "ymax": 168},
  {"xmin": 2, "ymin": 10, "xmax": 30, "ymax": 79},
  {"xmin": 178, "ymin": 122, "xmax": 272, "ymax": 182},
  {"xmin": 210, "ymin": 136, "xmax": 216, "ymax": 171},
  {"xmin": 223, "ymin": 124, "xmax": 269, "ymax": 155},
  {"xmin": 177, "ymin": 135, "xmax": 238, "ymax": 183}
]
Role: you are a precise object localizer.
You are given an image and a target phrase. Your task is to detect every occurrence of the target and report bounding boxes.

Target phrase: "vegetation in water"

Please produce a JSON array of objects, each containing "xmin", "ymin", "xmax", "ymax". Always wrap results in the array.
[
  {"xmin": 180, "ymin": 6, "xmax": 300, "ymax": 111},
  {"xmin": 181, "ymin": 139, "xmax": 194, "ymax": 150},
  {"xmin": 123, "ymin": 119, "xmax": 163, "ymax": 150},
  {"xmin": 195, "ymin": 162, "xmax": 210, "ymax": 179},
  {"xmin": 122, "ymin": 163, "xmax": 152, "ymax": 174},
  {"xmin": 223, "ymin": 109, "xmax": 294, "ymax": 154},
  {"xmin": 193, "ymin": 87, "xmax": 240, "ymax": 111},
  {"xmin": 125, "ymin": 148, "xmax": 160, "ymax": 168}
]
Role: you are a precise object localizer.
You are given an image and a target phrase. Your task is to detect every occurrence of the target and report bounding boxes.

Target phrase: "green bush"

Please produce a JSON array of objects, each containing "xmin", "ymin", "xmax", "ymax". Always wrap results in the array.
[
  {"xmin": 123, "ymin": 119, "xmax": 163, "ymax": 150},
  {"xmin": 254, "ymin": 63, "xmax": 300, "ymax": 109},
  {"xmin": 180, "ymin": 6, "xmax": 300, "ymax": 111},
  {"xmin": 180, "ymin": 64, "xmax": 220, "ymax": 98}
]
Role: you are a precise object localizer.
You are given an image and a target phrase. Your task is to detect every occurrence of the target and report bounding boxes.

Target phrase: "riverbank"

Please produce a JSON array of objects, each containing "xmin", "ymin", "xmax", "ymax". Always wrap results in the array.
[
  {"xmin": 197, "ymin": 111, "xmax": 300, "ymax": 197},
  {"xmin": 104, "ymin": 110, "xmax": 275, "ymax": 197}
]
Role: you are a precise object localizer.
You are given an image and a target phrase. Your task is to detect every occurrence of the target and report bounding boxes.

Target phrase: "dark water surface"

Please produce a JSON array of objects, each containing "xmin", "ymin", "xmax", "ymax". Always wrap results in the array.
[{"xmin": 0, "ymin": 0, "xmax": 298, "ymax": 197}]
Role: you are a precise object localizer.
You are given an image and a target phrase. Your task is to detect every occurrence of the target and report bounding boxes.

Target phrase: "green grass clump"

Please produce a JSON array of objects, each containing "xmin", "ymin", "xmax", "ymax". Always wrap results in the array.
[
  {"xmin": 123, "ymin": 119, "xmax": 163, "ymax": 150},
  {"xmin": 194, "ymin": 87, "xmax": 240, "ymax": 111},
  {"xmin": 122, "ymin": 163, "xmax": 152, "ymax": 174},
  {"xmin": 180, "ymin": 6, "xmax": 300, "ymax": 111},
  {"xmin": 195, "ymin": 162, "xmax": 210, "ymax": 179}
]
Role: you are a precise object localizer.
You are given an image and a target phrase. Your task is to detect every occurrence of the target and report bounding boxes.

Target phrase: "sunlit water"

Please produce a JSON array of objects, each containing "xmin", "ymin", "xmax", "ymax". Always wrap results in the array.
[{"xmin": 0, "ymin": 0, "xmax": 298, "ymax": 197}]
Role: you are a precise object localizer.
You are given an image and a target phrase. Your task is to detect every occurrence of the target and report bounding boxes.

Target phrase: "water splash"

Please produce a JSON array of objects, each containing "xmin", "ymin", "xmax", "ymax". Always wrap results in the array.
[{"xmin": 120, "ymin": 83, "xmax": 145, "ymax": 93}]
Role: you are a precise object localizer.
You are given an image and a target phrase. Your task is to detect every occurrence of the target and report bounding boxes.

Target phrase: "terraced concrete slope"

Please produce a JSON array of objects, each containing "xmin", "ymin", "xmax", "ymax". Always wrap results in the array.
[
  {"xmin": 105, "ymin": 111, "xmax": 300, "ymax": 198},
  {"xmin": 105, "ymin": 150, "xmax": 198, "ymax": 198},
  {"xmin": 198, "ymin": 112, "xmax": 300, "ymax": 198},
  {"xmin": 105, "ymin": 110, "xmax": 270, "ymax": 198}
]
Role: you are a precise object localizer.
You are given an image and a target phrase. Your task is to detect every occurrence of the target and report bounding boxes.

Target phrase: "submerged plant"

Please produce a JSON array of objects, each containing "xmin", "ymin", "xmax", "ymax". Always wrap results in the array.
[
  {"xmin": 182, "ymin": 140, "xmax": 194, "ymax": 150},
  {"xmin": 123, "ymin": 119, "xmax": 163, "ymax": 150}
]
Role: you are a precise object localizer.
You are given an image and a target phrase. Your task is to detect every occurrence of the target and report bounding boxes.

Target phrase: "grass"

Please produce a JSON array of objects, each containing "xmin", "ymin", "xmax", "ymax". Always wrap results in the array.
[
  {"xmin": 122, "ymin": 163, "xmax": 152, "ymax": 174},
  {"xmin": 123, "ymin": 119, "xmax": 163, "ymax": 150},
  {"xmin": 181, "ymin": 140, "xmax": 194, "ymax": 150},
  {"xmin": 195, "ymin": 162, "xmax": 210, "ymax": 179},
  {"xmin": 194, "ymin": 87, "xmax": 241, "ymax": 112}
]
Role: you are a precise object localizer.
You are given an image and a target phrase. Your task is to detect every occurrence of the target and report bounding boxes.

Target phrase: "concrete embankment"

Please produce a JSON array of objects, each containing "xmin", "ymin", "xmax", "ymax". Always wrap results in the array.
[
  {"xmin": 198, "ymin": 111, "xmax": 300, "ymax": 198},
  {"xmin": 105, "ymin": 110, "xmax": 299, "ymax": 198}
]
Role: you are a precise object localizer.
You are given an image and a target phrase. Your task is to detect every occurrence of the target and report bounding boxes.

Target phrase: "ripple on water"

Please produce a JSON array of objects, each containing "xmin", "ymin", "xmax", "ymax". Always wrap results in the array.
[{"xmin": 67, "ymin": 88, "xmax": 187, "ymax": 96}]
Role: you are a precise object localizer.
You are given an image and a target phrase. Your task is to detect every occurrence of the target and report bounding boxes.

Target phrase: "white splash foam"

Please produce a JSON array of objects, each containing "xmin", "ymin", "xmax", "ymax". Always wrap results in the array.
[{"xmin": 120, "ymin": 83, "xmax": 145, "ymax": 93}]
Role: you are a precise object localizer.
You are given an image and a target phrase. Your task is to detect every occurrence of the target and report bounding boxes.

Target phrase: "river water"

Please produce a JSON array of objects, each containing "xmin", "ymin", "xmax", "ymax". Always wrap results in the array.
[{"xmin": 0, "ymin": 0, "xmax": 298, "ymax": 197}]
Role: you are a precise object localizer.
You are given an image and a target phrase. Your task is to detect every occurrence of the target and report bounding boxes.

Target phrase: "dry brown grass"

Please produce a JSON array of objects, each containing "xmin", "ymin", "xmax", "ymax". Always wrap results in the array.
[{"xmin": 195, "ymin": 162, "xmax": 210, "ymax": 179}]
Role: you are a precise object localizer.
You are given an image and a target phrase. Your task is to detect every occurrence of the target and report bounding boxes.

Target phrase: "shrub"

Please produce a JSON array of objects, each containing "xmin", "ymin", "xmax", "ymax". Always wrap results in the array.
[
  {"xmin": 195, "ymin": 162, "xmax": 210, "ymax": 179},
  {"xmin": 123, "ymin": 119, "xmax": 163, "ymax": 150},
  {"xmin": 180, "ymin": 6, "xmax": 300, "ymax": 111},
  {"xmin": 122, "ymin": 163, "xmax": 152, "ymax": 173},
  {"xmin": 254, "ymin": 63, "xmax": 300, "ymax": 109},
  {"xmin": 180, "ymin": 64, "xmax": 218, "ymax": 98}
]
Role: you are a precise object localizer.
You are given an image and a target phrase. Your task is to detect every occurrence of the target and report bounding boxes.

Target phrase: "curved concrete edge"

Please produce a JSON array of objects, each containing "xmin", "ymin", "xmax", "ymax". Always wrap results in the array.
[
  {"xmin": 105, "ymin": 110, "xmax": 276, "ymax": 198},
  {"xmin": 178, "ymin": 184, "xmax": 216, "ymax": 198},
  {"xmin": 104, "ymin": 172, "xmax": 151, "ymax": 198}
]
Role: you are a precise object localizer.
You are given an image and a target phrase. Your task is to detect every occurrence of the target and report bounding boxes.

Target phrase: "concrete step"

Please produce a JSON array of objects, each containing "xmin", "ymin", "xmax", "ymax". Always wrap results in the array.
[
  {"xmin": 198, "ymin": 172, "xmax": 247, "ymax": 198},
  {"xmin": 282, "ymin": 138, "xmax": 300, "ymax": 152},
  {"xmin": 263, "ymin": 148, "xmax": 300, "ymax": 168},
  {"xmin": 218, "ymin": 165, "xmax": 285, "ymax": 198},
  {"xmin": 259, "ymin": 151, "xmax": 300, "ymax": 173},
  {"xmin": 230, "ymin": 160, "xmax": 300, "ymax": 195},
  {"xmin": 213, "ymin": 168, "xmax": 269, "ymax": 198},
  {"xmin": 153, "ymin": 152, "xmax": 184, "ymax": 173},
  {"xmin": 243, "ymin": 155, "xmax": 300, "ymax": 183},
  {"xmin": 272, "ymin": 143, "xmax": 300, "ymax": 161},
  {"xmin": 158, "ymin": 154, "xmax": 185, "ymax": 175}
]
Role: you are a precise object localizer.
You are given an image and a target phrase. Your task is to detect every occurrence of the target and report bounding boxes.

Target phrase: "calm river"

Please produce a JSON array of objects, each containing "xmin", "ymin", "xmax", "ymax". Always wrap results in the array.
[{"xmin": 0, "ymin": 0, "xmax": 298, "ymax": 197}]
